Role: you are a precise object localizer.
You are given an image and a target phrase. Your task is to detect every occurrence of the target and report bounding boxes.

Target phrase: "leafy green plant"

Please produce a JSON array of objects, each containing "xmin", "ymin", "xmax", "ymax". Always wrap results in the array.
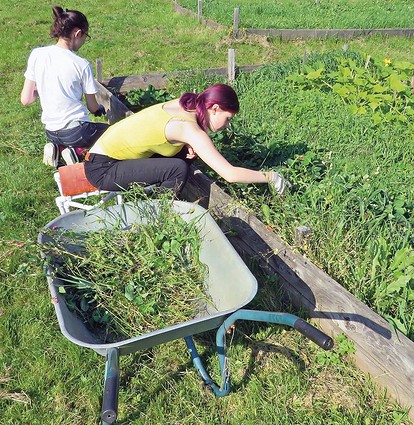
[
  {"xmin": 124, "ymin": 84, "xmax": 175, "ymax": 112},
  {"xmin": 316, "ymin": 333, "xmax": 356, "ymax": 366},
  {"xmin": 180, "ymin": 50, "xmax": 414, "ymax": 340},
  {"xmin": 284, "ymin": 150, "xmax": 328, "ymax": 190},
  {"xmin": 286, "ymin": 57, "xmax": 414, "ymax": 126},
  {"xmin": 370, "ymin": 240, "xmax": 414, "ymax": 335}
]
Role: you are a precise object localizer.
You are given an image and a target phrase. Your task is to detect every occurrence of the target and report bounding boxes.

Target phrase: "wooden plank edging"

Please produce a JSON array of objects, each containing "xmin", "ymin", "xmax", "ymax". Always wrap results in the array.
[
  {"xmin": 94, "ymin": 81, "xmax": 133, "ymax": 124},
  {"xmin": 173, "ymin": 0, "xmax": 223, "ymax": 29},
  {"xmin": 246, "ymin": 28, "xmax": 414, "ymax": 40},
  {"xmin": 182, "ymin": 170, "xmax": 414, "ymax": 422},
  {"xmin": 100, "ymin": 65, "xmax": 263, "ymax": 94}
]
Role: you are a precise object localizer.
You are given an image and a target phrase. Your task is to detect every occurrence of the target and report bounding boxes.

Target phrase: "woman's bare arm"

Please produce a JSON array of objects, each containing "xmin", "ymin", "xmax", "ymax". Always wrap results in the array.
[
  {"xmin": 20, "ymin": 79, "xmax": 38, "ymax": 106},
  {"xmin": 167, "ymin": 120, "xmax": 272, "ymax": 184}
]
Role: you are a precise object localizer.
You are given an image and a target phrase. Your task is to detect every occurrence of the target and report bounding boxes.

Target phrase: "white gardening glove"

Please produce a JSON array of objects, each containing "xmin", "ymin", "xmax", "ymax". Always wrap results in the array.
[{"xmin": 269, "ymin": 171, "xmax": 291, "ymax": 195}]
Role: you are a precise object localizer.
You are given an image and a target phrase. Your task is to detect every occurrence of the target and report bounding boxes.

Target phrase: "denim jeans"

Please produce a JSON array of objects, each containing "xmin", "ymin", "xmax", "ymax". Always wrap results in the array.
[{"xmin": 45, "ymin": 121, "xmax": 109, "ymax": 148}]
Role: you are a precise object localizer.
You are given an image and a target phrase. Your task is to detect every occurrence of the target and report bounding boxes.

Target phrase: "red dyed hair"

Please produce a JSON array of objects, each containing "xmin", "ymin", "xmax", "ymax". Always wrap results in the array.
[{"xmin": 179, "ymin": 83, "xmax": 240, "ymax": 131}]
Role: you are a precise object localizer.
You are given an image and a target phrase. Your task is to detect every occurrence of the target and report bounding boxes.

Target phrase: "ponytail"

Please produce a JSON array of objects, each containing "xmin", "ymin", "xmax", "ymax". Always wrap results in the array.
[
  {"xmin": 50, "ymin": 6, "xmax": 89, "ymax": 39},
  {"xmin": 179, "ymin": 84, "xmax": 239, "ymax": 131}
]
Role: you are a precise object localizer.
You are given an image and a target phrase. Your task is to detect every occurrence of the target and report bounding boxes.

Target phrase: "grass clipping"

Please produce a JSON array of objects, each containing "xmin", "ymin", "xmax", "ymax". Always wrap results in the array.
[{"xmin": 45, "ymin": 196, "xmax": 210, "ymax": 342}]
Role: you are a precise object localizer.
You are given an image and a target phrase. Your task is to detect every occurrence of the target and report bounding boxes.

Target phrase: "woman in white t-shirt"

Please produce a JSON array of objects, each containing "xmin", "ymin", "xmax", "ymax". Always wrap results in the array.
[{"xmin": 21, "ymin": 6, "xmax": 108, "ymax": 167}]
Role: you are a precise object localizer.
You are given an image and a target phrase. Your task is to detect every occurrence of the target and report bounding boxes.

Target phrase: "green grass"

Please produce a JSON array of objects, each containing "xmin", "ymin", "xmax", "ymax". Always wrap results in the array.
[
  {"xmin": 171, "ymin": 50, "xmax": 414, "ymax": 338},
  {"xmin": 1, "ymin": 0, "xmax": 413, "ymax": 423},
  {"xmin": 178, "ymin": 0, "xmax": 414, "ymax": 29}
]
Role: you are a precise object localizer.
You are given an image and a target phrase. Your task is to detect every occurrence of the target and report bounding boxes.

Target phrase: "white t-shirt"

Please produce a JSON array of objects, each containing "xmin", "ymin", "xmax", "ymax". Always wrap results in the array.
[{"xmin": 24, "ymin": 45, "xmax": 98, "ymax": 131}]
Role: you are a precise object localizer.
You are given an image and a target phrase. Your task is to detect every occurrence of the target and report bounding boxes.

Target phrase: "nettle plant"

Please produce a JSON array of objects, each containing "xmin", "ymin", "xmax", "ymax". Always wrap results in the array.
[
  {"xmin": 286, "ymin": 57, "xmax": 414, "ymax": 126},
  {"xmin": 370, "ymin": 238, "xmax": 414, "ymax": 335}
]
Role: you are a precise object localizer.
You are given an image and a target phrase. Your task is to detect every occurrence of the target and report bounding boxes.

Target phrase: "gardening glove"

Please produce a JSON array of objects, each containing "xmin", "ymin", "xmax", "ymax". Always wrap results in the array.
[
  {"xmin": 93, "ymin": 104, "xmax": 106, "ymax": 117},
  {"xmin": 269, "ymin": 171, "xmax": 291, "ymax": 195}
]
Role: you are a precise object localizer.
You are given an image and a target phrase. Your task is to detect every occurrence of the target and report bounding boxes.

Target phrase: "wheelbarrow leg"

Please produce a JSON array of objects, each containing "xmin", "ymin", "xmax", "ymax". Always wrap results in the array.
[
  {"xmin": 101, "ymin": 347, "xmax": 120, "ymax": 425},
  {"xmin": 184, "ymin": 336, "xmax": 230, "ymax": 397}
]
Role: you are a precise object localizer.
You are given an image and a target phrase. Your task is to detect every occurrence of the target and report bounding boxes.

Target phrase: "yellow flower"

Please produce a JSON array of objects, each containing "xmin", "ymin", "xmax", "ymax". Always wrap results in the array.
[{"xmin": 383, "ymin": 58, "xmax": 392, "ymax": 67}]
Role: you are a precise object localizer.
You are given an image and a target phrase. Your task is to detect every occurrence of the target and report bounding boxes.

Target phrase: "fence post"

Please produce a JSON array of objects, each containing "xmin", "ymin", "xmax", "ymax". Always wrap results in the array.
[
  {"xmin": 96, "ymin": 58, "xmax": 103, "ymax": 83},
  {"xmin": 228, "ymin": 48, "xmax": 236, "ymax": 83},
  {"xmin": 233, "ymin": 8, "xmax": 240, "ymax": 38},
  {"xmin": 198, "ymin": 0, "xmax": 202, "ymax": 22}
]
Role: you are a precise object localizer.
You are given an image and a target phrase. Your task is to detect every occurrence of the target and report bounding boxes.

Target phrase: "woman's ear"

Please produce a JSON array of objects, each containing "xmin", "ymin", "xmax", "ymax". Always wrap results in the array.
[
  {"xmin": 73, "ymin": 28, "xmax": 82, "ymax": 38},
  {"xmin": 211, "ymin": 104, "xmax": 220, "ymax": 114}
]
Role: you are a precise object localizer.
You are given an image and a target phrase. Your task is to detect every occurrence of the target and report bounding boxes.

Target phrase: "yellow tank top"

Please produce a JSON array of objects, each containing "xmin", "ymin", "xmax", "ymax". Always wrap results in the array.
[{"xmin": 95, "ymin": 101, "xmax": 196, "ymax": 160}]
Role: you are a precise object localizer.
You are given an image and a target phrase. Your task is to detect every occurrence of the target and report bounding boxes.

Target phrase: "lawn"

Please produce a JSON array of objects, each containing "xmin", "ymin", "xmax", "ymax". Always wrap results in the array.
[
  {"xmin": 177, "ymin": 0, "xmax": 414, "ymax": 29},
  {"xmin": 1, "ymin": 1, "xmax": 413, "ymax": 424}
]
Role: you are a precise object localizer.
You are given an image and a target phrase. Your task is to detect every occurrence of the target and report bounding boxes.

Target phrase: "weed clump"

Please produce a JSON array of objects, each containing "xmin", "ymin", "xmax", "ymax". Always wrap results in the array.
[{"xmin": 43, "ymin": 193, "xmax": 210, "ymax": 342}]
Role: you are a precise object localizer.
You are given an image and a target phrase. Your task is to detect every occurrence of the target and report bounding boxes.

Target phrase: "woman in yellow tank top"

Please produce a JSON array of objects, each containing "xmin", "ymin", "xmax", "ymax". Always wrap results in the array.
[{"xmin": 84, "ymin": 83, "xmax": 289, "ymax": 195}]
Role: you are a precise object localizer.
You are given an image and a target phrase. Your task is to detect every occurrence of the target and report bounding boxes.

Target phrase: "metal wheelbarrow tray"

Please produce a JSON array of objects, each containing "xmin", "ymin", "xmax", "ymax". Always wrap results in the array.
[{"xmin": 38, "ymin": 201, "xmax": 333, "ymax": 424}]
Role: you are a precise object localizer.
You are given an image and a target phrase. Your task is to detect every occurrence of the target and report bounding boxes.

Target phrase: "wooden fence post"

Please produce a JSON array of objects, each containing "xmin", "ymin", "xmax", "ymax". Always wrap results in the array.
[
  {"xmin": 96, "ymin": 58, "xmax": 103, "ymax": 83},
  {"xmin": 228, "ymin": 49, "xmax": 236, "ymax": 83},
  {"xmin": 233, "ymin": 8, "xmax": 240, "ymax": 38},
  {"xmin": 198, "ymin": 0, "xmax": 202, "ymax": 22}
]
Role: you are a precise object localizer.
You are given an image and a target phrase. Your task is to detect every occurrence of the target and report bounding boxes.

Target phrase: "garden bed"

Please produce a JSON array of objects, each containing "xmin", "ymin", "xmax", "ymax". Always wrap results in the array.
[
  {"xmin": 95, "ymin": 64, "xmax": 414, "ymax": 421},
  {"xmin": 174, "ymin": 0, "xmax": 414, "ymax": 39},
  {"xmin": 99, "ymin": 64, "xmax": 262, "ymax": 95}
]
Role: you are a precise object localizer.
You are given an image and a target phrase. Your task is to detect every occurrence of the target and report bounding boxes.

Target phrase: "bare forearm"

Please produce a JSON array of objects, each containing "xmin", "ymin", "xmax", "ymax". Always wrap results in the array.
[
  {"xmin": 85, "ymin": 93, "xmax": 100, "ymax": 113},
  {"xmin": 220, "ymin": 166, "xmax": 291, "ymax": 195},
  {"xmin": 220, "ymin": 166, "xmax": 272, "ymax": 184},
  {"xmin": 20, "ymin": 79, "xmax": 38, "ymax": 106}
]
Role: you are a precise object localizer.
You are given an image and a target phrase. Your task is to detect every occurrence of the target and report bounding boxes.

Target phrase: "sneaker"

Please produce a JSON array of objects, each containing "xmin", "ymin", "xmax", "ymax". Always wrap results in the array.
[
  {"xmin": 43, "ymin": 143, "xmax": 59, "ymax": 167},
  {"xmin": 61, "ymin": 147, "xmax": 79, "ymax": 165}
]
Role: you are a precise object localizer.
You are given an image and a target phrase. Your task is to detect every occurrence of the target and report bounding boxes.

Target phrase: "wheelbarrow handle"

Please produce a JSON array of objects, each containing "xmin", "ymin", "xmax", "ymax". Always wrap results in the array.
[
  {"xmin": 215, "ymin": 310, "xmax": 333, "ymax": 389},
  {"xmin": 219, "ymin": 310, "xmax": 334, "ymax": 351},
  {"xmin": 185, "ymin": 310, "xmax": 334, "ymax": 398},
  {"xmin": 293, "ymin": 318, "xmax": 334, "ymax": 350},
  {"xmin": 101, "ymin": 348, "xmax": 120, "ymax": 425}
]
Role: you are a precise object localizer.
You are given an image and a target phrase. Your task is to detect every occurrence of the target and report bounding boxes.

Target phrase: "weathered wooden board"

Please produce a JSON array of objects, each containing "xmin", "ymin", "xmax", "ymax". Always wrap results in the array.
[
  {"xmin": 246, "ymin": 28, "xmax": 414, "ymax": 40},
  {"xmin": 100, "ymin": 65, "xmax": 262, "ymax": 94},
  {"xmin": 96, "ymin": 81, "xmax": 414, "ymax": 422},
  {"xmin": 94, "ymin": 81, "xmax": 133, "ymax": 124},
  {"xmin": 173, "ymin": 0, "xmax": 222, "ymax": 29},
  {"xmin": 182, "ymin": 170, "xmax": 414, "ymax": 422}
]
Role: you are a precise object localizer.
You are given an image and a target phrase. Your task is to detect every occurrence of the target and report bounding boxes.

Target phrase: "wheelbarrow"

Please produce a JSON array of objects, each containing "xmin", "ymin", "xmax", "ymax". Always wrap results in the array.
[{"xmin": 38, "ymin": 201, "xmax": 333, "ymax": 424}]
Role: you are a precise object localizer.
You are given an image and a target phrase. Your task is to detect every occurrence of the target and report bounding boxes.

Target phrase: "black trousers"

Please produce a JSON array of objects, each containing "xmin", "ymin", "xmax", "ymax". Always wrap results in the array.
[{"xmin": 84, "ymin": 150, "xmax": 191, "ymax": 194}]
